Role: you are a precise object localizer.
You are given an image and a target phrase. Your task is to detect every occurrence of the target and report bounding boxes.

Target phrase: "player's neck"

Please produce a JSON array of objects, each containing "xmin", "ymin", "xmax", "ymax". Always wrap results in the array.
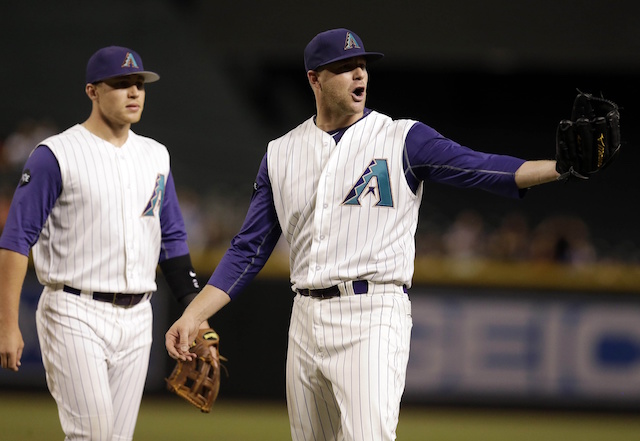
[
  {"xmin": 82, "ymin": 116, "xmax": 130, "ymax": 147},
  {"xmin": 315, "ymin": 108, "xmax": 363, "ymax": 132}
]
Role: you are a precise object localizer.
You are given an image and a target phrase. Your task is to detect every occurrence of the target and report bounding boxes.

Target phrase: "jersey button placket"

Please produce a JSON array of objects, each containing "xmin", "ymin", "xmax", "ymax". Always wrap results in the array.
[
  {"xmin": 310, "ymin": 140, "xmax": 335, "ymax": 283},
  {"xmin": 116, "ymin": 149, "xmax": 135, "ymax": 282}
]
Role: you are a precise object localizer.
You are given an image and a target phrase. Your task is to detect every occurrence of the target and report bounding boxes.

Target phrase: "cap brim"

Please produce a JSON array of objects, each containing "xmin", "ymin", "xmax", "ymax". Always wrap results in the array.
[
  {"xmin": 311, "ymin": 52, "xmax": 384, "ymax": 71},
  {"xmin": 88, "ymin": 71, "xmax": 160, "ymax": 84},
  {"xmin": 139, "ymin": 71, "xmax": 160, "ymax": 83}
]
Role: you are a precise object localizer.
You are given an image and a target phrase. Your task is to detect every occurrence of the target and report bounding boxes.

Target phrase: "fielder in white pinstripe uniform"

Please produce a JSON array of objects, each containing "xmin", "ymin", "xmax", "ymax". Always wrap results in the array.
[
  {"xmin": 0, "ymin": 46, "xmax": 204, "ymax": 441},
  {"xmin": 166, "ymin": 29, "xmax": 563, "ymax": 440}
]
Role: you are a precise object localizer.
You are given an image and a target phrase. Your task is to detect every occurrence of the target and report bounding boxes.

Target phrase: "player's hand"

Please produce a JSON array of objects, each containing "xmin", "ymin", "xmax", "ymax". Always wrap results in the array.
[
  {"xmin": 0, "ymin": 325, "xmax": 24, "ymax": 372},
  {"xmin": 165, "ymin": 316, "xmax": 199, "ymax": 361},
  {"xmin": 198, "ymin": 320, "xmax": 218, "ymax": 360},
  {"xmin": 165, "ymin": 285, "xmax": 231, "ymax": 361}
]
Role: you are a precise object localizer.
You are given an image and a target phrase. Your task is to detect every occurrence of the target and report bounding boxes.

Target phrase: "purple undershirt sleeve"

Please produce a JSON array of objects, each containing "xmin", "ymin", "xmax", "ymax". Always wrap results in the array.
[
  {"xmin": 159, "ymin": 170, "xmax": 190, "ymax": 262},
  {"xmin": 404, "ymin": 122, "xmax": 527, "ymax": 199},
  {"xmin": 0, "ymin": 145, "xmax": 61, "ymax": 256},
  {"xmin": 207, "ymin": 154, "xmax": 282, "ymax": 299}
]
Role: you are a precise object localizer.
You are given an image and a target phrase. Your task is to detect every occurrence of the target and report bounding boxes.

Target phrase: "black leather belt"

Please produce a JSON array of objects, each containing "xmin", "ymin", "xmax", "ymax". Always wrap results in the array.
[
  {"xmin": 298, "ymin": 281, "xmax": 369, "ymax": 299},
  {"xmin": 63, "ymin": 285, "xmax": 148, "ymax": 307},
  {"xmin": 298, "ymin": 281, "xmax": 409, "ymax": 299}
]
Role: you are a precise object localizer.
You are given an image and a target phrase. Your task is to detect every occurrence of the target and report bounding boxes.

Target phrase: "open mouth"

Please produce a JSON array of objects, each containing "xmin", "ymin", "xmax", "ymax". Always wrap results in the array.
[{"xmin": 352, "ymin": 87, "xmax": 365, "ymax": 99}]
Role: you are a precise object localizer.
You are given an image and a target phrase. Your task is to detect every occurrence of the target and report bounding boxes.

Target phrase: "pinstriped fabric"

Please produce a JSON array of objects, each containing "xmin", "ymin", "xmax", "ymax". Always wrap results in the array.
[
  {"xmin": 23, "ymin": 123, "xmax": 169, "ymax": 441},
  {"xmin": 286, "ymin": 291, "xmax": 412, "ymax": 441},
  {"xmin": 32, "ymin": 124, "xmax": 169, "ymax": 294},
  {"xmin": 269, "ymin": 110, "xmax": 418, "ymax": 440},
  {"xmin": 267, "ymin": 111, "xmax": 422, "ymax": 293},
  {"xmin": 36, "ymin": 286, "xmax": 152, "ymax": 441}
]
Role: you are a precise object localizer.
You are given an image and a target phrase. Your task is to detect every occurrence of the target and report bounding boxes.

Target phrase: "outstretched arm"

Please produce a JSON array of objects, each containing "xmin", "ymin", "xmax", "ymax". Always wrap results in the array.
[{"xmin": 515, "ymin": 160, "xmax": 559, "ymax": 189}]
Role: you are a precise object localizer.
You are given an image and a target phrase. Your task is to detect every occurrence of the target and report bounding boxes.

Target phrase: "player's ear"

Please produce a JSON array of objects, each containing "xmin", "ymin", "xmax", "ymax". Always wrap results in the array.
[
  {"xmin": 85, "ymin": 83, "xmax": 98, "ymax": 100},
  {"xmin": 308, "ymin": 70, "xmax": 321, "ymax": 90}
]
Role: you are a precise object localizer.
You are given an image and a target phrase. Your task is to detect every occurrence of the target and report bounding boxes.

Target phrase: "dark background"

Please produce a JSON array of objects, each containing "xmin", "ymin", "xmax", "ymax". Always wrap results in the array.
[
  {"xmin": 1, "ymin": 0, "xmax": 638, "ymax": 253},
  {"xmin": 1, "ymin": 1, "xmax": 640, "ymax": 411}
]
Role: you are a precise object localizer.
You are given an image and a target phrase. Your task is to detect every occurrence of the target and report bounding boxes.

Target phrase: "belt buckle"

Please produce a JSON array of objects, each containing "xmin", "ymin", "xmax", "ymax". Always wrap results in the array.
[
  {"xmin": 319, "ymin": 291, "xmax": 333, "ymax": 300},
  {"xmin": 118, "ymin": 293, "xmax": 136, "ymax": 307},
  {"xmin": 111, "ymin": 293, "xmax": 119, "ymax": 306},
  {"xmin": 107, "ymin": 292, "xmax": 131, "ymax": 307}
]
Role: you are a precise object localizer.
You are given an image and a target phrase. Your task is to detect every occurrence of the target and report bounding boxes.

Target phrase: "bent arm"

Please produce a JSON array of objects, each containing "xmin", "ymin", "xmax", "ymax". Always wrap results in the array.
[{"xmin": 515, "ymin": 160, "xmax": 559, "ymax": 189}]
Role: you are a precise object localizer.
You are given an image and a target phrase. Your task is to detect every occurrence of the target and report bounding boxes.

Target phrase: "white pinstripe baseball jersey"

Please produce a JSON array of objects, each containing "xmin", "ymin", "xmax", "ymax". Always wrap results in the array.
[
  {"xmin": 204, "ymin": 27, "xmax": 532, "ymax": 441},
  {"xmin": 267, "ymin": 111, "xmax": 421, "ymax": 292},
  {"xmin": 33, "ymin": 124, "xmax": 169, "ymax": 294}
]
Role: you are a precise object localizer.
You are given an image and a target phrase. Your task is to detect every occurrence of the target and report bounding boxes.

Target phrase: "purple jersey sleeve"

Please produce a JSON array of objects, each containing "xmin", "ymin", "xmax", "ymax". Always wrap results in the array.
[
  {"xmin": 403, "ymin": 122, "xmax": 526, "ymax": 199},
  {"xmin": 159, "ymin": 170, "xmax": 191, "ymax": 262},
  {"xmin": 207, "ymin": 154, "xmax": 282, "ymax": 299},
  {"xmin": 0, "ymin": 145, "xmax": 61, "ymax": 256},
  {"xmin": 0, "ymin": 145, "xmax": 189, "ymax": 262}
]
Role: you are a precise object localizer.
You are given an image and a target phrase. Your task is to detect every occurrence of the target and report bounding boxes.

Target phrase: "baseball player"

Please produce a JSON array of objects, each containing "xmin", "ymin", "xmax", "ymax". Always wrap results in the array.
[
  {"xmin": 0, "ymin": 46, "xmax": 204, "ymax": 441},
  {"xmin": 165, "ymin": 29, "xmax": 562, "ymax": 440}
]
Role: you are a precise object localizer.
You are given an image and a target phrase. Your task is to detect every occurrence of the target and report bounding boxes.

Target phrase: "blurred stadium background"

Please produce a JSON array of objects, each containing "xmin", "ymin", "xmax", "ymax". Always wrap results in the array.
[{"xmin": 1, "ymin": 1, "xmax": 639, "ymax": 439}]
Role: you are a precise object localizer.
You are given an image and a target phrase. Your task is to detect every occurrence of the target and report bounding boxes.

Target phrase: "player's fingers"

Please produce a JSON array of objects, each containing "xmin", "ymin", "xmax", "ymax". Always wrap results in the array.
[
  {"xmin": 178, "ymin": 330, "xmax": 192, "ymax": 355},
  {"xmin": 166, "ymin": 323, "xmax": 198, "ymax": 361},
  {"xmin": 165, "ymin": 327, "xmax": 184, "ymax": 360},
  {"xmin": 1, "ymin": 352, "xmax": 19, "ymax": 372},
  {"xmin": 8, "ymin": 353, "xmax": 19, "ymax": 372}
]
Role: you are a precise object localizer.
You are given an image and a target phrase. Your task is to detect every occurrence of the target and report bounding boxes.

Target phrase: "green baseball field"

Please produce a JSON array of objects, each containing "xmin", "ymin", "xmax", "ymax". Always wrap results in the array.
[{"xmin": 2, "ymin": 391, "xmax": 639, "ymax": 440}]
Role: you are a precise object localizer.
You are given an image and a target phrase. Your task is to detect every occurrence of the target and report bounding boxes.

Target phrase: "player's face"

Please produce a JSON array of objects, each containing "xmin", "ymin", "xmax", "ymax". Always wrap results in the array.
[
  {"xmin": 316, "ymin": 56, "xmax": 368, "ymax": 118},
  {"xmin": 94, "ymin": 74, "xmax": 146, "ymax": 126}
]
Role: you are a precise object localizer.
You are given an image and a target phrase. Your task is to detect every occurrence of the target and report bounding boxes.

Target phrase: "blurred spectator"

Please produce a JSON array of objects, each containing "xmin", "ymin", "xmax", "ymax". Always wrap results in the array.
[
  {"xmin": 0, "ymin": 185, "xmax": 12, "ymax": 235},
  {"xmin": 413, "ymin": 208, "xmax": 606, "ymax": 267},
  {"xmin": 529, "ymin": 214, "xmax": 597, "ymax": 264},
  {"xmin": 442, "ymin": 209, "xmax": 486, "ymax": 260},
  {"xmin": 0, "ymin": 118, "xmax": 623, "ymax": 268},
  {"xmin": 174, "ymin": 188, "xmax": 249, "ymax": 252},
  {"xmin": 0, "ymin": 138, "xmax": 6, "ymax": 171},
  {"xmin": 486, "ymin": 211, "xmax": 531, "ymax": 261},
  {"xmin": 176, "ymin": 188, "xmax": 210, "ymax": 252},
  {"xmin": 0, "ymin": 119, "xmax": 58, "ymax": 233},
  {"xmin": 415, "ymin": 219, "xmax": 446, "ymax": 258},
  {"xmin": 2, "ymin": 118, "xmax": 57, "ymax": 171},
  {"xmin": 201, "ymin": 191, "xmax": 251, "ymax": 249}
]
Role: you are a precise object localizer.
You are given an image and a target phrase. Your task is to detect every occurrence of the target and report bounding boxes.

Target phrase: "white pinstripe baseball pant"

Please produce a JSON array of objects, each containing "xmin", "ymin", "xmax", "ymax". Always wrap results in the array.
[
  {"xmin": 286, "ymin": 287, "xmax": 412, "ymax": 441},
  {"xmin": 36, "ymin": 286, "xmax": 153, "ymax": 441}
]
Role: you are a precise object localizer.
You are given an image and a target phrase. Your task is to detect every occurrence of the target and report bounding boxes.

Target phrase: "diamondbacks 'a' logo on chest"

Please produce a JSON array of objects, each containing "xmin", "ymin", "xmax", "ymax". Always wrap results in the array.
[
  {"xmin": 142, "ymin": 173, "xmax": 166, "ymax": 217},
  {"xmin": 342, "ymin": 159, "xmax": 393, "ymax": 207}
]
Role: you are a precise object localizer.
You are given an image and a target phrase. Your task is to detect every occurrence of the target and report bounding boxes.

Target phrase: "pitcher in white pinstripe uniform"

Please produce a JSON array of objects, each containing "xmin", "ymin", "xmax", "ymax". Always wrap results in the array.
[
  {"xmin": 166, "ymin": 29, "xmax": 564, "ymax": 440},
  {"xmin": 0, "ymin": 46, "xmax": 207, "ymax": 440}
]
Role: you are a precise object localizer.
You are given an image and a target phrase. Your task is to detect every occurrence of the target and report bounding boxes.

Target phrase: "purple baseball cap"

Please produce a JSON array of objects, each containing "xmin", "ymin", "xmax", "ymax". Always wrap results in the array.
[
  {"xmin": 86, "ymin": 46, "xmax": 160, "ymax": 84},
  {"xmin": 304, "ymin": 28, "xmax": 384, "ymax": 72}
]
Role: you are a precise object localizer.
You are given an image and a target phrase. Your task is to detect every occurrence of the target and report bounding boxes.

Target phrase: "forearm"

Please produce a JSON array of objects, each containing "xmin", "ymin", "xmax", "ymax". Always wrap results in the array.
[
  {"xmin": 515, "ymin": 160, "xmax": 560, "ymax": 188},
  {"xmin": 158, "ymin": 253, "xmax": 200, "ymax": 308},
  {"xmin": 166, "ymin": 284, "xmax": 231, "ymax": 360},
  {"xmin": 0, "ymin": 249, "xmax": 29, "ymax": 326},
  {"xmin": 182, "ymin": 284, "xmax": 231, "ymax": 325}
]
